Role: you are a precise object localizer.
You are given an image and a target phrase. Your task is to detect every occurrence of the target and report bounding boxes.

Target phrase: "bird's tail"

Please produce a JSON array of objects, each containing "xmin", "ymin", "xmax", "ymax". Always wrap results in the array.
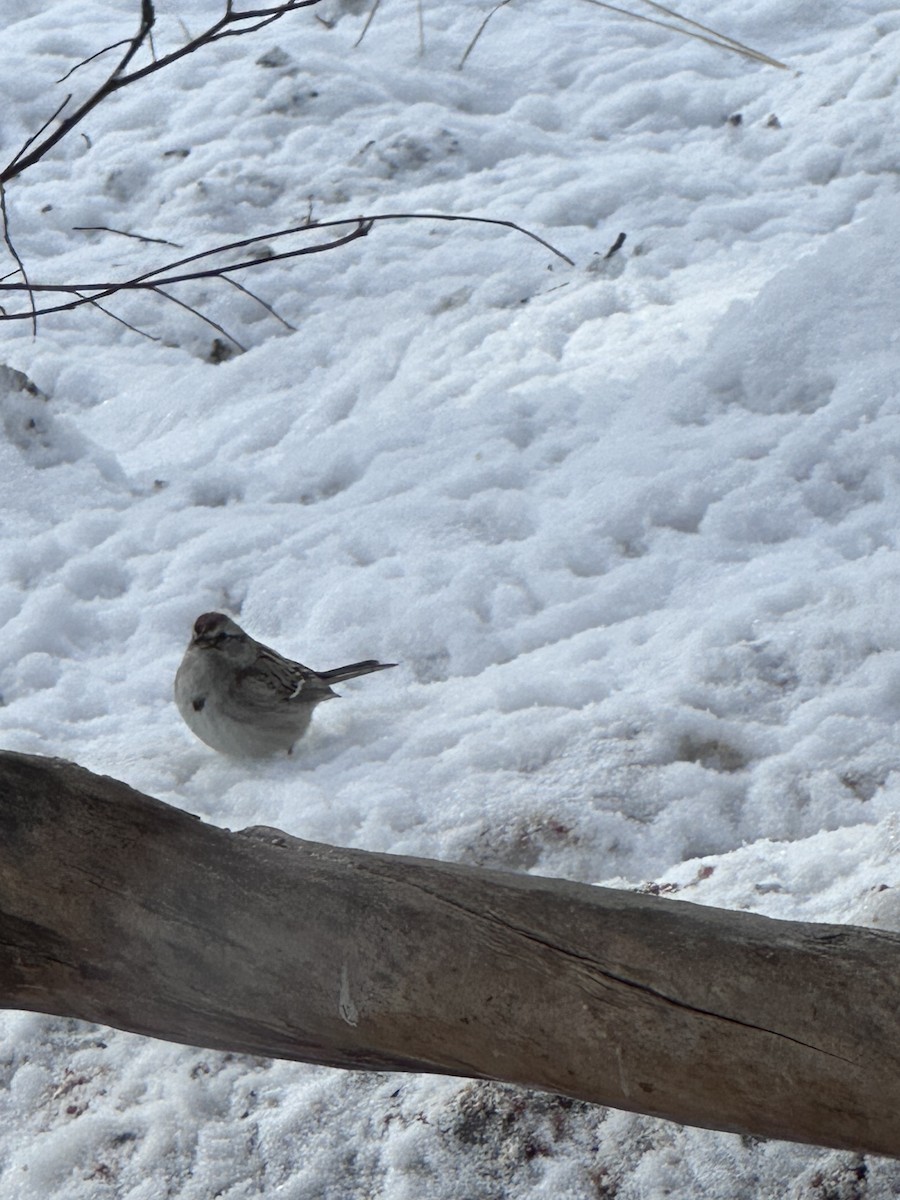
[{"xmin": 318, "ymin": 660, "xmax": 397, "ymax": 684}]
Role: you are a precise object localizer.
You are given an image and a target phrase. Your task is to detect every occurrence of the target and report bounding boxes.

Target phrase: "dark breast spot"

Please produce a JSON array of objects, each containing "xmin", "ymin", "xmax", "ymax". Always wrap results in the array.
[{"xmin": 193, "ymin": 697, "xmax": 206, "ymax": 712}]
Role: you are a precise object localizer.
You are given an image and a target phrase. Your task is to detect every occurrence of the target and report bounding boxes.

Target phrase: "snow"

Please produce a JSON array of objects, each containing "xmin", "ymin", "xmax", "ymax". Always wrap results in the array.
[{"xmin": 2, "ymin": 0, "xmax": 900, "ymax": 1194}]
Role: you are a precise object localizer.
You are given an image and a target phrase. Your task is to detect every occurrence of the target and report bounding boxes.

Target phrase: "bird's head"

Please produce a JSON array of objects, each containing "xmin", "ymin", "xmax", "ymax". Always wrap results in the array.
[{"xmin": 189, "ymin": 612, "xmax": 253, "ymax": 662}]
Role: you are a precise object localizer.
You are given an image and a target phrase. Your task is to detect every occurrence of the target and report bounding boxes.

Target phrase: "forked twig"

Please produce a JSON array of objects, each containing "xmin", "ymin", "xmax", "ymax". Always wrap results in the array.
[
  {"xmin": 5, "ymin": 95, "xmax": 72, "ymax": 175},
  {"xmin": 0, "ymin": 212, "xmax": 573, "ymax": 339},
  {"xmin": 1, "ymin": 0, "xmax": 322, "ymax": 186}
]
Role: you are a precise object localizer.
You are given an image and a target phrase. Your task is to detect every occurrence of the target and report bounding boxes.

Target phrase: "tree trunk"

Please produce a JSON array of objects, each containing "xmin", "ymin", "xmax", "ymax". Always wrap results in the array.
[{"xmin": 1, "ymin": 750, "xmax": 898, "ymax": 1156}]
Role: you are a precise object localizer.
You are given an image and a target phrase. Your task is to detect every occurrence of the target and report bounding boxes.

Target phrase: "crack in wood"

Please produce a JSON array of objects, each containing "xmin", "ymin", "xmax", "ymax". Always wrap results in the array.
[{"xmin": 366, "ymin": 868, "xmax": 858, "ymax": 1067}]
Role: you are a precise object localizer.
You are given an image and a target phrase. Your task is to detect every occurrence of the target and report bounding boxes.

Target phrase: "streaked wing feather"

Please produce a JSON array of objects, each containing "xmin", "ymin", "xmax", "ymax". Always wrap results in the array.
[{"xmin": 236, "ymin": 647, "xmax": 332, "ymax": 707}]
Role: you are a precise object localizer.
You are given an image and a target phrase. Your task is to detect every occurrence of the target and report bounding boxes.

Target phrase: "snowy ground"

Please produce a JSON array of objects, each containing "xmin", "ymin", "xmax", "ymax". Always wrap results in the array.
[{"xmin": 2, "ymin": 0, "xmax": 900, "ymax": 1195}]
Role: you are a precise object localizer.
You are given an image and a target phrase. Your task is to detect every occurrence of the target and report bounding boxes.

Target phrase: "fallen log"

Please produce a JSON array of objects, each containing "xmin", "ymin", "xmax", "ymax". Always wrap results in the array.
[{"xmin": 1, "ymin": 750, "xmax": 898, "ymax": 1156}]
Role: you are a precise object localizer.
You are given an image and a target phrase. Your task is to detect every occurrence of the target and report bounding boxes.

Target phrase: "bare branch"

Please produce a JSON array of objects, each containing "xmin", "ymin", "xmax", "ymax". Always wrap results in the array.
[
  {"xmin": 1, "ymin": 1, "xmax": 322, "ymax": 186},
  {"xmin": 0, "ymin": 222, "xmax": 369, "ymax": 315},
  {"xmin": 1, "ymin": 2, "xmax": 156, "ymax": 184},
  {"xmin": 0, "ymin": 213, "xmax": 571, "ymax": 334}
]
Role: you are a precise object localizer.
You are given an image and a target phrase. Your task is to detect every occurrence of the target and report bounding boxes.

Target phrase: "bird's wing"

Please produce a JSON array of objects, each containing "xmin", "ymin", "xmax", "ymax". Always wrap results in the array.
[{"xmin": 235, "ymin": 648, "xmax": 333, "ymax": 707}]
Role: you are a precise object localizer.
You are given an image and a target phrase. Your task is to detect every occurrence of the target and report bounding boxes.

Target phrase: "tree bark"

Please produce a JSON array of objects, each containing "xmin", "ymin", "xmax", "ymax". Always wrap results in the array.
[{"xmin": 1, "ymin": 750, "xmax": 898, "ymax": 1156}]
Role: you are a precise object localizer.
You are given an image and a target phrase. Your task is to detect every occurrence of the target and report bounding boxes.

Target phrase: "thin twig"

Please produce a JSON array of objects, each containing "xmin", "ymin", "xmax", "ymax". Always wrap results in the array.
[
  {"xmin": 458, "ymin": 0, "xmax": 513, "ymax": 69},
  {"xmin": 0, "ymin": 211, "xmax": 570, "ymax": 301},
  {"xmin": 1, "ymin": 3, "xmax": 155, "ymax": 185},
  {"xmin": 366, "ymin": 211, "xmax": 574, "ymax": 265},
  {"xmin": 0, "ymin": 184, "xmax": 36, "ymax": 335},
  {"xmin": 211, "ymin": 11, "xmax": 288, "ymax": 41},
  {"xmin": 115, "ymin": 219, "xmax": 375, "ymax": 289},
  {"xmin": 221, "ymin": 274, "xmax": 297, "ymax": 330},
  {"xmin": 152, "ymin": 285, "xmax": 247, "ymax": 352},
  {"xmin": 76, "ymin": 291, "xmax": 161, "ymax": 341},
  {"xmin": 0, "ymin": 212, "xmax": 573, "ymax": 328},
  {"xmin": 74, "ymin": 225, "xmax": 184, "ymax": 248},
  {"xmin": 57, "ymin": 39, "xmax": 133, "ymax": 84},
  {"xmin": 354, "ymin": 0, "xmax": 382, "ymax": 48},
  {"xmin": 0, "ymin": 221, "xmax": 375, "ymax": 318},
  {"xmin": 4, "ymin": 95, "xmax": 72, "ymax": 176}
]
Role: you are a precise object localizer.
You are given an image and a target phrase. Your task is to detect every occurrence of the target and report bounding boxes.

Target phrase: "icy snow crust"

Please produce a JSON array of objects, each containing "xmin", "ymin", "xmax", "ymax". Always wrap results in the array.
[{"xmin": 2, "ymin": 0, "xmax": 900, "ymax": 1195}]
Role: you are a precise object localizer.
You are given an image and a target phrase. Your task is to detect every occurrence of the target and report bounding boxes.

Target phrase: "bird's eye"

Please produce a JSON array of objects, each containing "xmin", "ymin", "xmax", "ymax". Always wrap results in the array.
[{"xmin": 202, "ymin": 629, "xmax": 229, "ymax": 645}]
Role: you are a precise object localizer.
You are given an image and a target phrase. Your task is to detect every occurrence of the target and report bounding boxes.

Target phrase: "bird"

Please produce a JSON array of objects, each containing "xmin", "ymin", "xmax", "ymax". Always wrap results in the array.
[{"xmin": 174, "ymin": 612, "xmax": 396, "ymax": 757}]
